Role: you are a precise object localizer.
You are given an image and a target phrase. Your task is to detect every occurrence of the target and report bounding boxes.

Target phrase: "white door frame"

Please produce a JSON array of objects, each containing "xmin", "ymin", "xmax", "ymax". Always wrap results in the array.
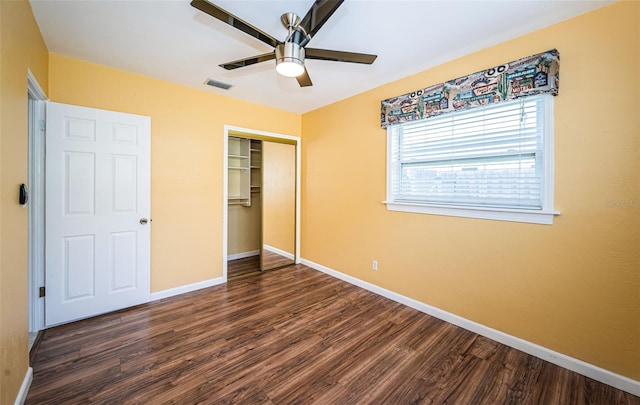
[
  {"xmin": 28, "ymin": 70, "xmax": 47, "ymax": 333},
  {"xmin": 223, "ymin": 125, "xmax": 301, "ymax": 280}
]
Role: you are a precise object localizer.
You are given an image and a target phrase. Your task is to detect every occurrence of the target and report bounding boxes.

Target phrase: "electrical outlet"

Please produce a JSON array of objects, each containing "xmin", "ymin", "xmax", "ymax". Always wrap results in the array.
[{"xmin": 372, "ymin": 260, "xmax": 378, "ymax": 271}]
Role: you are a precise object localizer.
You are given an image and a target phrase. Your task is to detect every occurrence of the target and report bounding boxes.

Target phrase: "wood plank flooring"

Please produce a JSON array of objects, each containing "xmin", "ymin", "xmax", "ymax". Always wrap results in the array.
[
  {"xmin": 227, "ymin": 255, "xmax": 261, "ymax": 279},
  {"xmin": 228, "ymin": 252, "xmax": 294, "ymax": 280},
  {"xmin": 27, "ymin": 264, "xmax": 639, "ymax": 404},
  {"xmin": 261, "ymin": 249, "xmax": 295, "ymax": 271}
]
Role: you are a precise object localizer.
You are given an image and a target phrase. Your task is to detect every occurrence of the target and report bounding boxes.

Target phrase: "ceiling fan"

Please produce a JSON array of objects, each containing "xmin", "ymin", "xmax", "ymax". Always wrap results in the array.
[{"xmin": 190, "ymin": 0, "xmax": 377, "ymax": 87}]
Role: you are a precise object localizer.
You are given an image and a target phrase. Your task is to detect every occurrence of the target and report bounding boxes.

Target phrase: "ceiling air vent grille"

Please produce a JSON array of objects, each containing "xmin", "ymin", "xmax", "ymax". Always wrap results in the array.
[{"xmin": 204, "ymin": 78, "xmax": 232, "ymax": 90}]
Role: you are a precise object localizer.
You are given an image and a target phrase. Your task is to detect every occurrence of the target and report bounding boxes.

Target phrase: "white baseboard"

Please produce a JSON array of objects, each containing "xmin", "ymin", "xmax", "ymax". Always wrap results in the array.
[
  {"xmin": 150, "ymin": 277, "xmax": 225, "ymax": 301},
  {"xmin": 14, "ymin": 367, "xmax": 33, "ymax": 405},
  {"xmin": 300, "ymin": 258, "xmax": 640, "ymax": 397},
  {"xmin": 263, "ymin": 245, "xmax": 294, "ymax": 260},
  {"xmin": 228, "ymin": 250, "xmax": 260, "ymax": 261}
]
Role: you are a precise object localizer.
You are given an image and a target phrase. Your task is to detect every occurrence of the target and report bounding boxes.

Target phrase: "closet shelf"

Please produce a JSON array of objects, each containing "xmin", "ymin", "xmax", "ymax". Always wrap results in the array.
[{"xmin": 228, "ymin": 137, "xmax": 261, "ymax": 207}]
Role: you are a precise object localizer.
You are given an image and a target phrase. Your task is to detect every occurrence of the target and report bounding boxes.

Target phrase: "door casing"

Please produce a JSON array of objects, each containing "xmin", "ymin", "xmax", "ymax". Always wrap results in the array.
[{"xmin": 28, "ymin": 70, "xmax": 47, "ymax": 333}]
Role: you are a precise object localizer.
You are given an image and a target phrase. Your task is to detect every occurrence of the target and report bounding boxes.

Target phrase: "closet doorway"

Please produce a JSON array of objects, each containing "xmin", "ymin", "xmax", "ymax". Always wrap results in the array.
[{"xmin": 223, "ymin": 126, "xmax": 300, "ymax": 280}]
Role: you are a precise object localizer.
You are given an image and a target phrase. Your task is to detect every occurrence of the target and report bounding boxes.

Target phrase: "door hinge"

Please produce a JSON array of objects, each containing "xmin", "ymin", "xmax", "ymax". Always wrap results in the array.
[
  {"xmin": 39, "ymin": 286, "xmax": 45, "ymax": 297},
  {"xmin": 39, "ymin": 119, "xmax": 46, "ymax": 132}
]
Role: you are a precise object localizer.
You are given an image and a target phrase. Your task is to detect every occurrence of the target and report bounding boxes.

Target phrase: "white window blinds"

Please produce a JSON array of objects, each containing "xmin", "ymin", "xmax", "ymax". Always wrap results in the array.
[{"xmin": 389, "ymin": 95, "xmax": 549, "ymax": 210}]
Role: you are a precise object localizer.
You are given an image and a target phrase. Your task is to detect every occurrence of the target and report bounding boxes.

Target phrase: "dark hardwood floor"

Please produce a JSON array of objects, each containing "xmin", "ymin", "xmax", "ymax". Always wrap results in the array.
[
  {"xmin": 227, "ymin": 255, "xmax": 261, "ymax": 280},
  {"xmin": 227, "ymin": 251, "xmax": 294, "ymax": 280},
  {"xmin": 261, "ymin": 249, "xmax": 295, "ymax": 271},
  {"xmin": 27, "ymin": 264, "xmax": 639, "ymax": 404}
]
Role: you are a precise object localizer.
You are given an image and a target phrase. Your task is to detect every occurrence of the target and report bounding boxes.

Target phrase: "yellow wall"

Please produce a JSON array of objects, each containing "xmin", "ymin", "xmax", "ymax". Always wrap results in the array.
[
  {"xmin": 0, "ymin": 0, "xmax": 49, "ymax": 402},
  {"xmin": 263, "ymin": 141, "xmax": 296, "ymax": 255},
  {"xmin": 48, "ymin": 54, "xmax": 300, "ymax": 291},
  {"xmin": 301, "ymin": 1, "xmax": 640, "ymax": 381},
  {"xmin": 227, "ymin": 202, "xmax": 261, "ymax": 255}
]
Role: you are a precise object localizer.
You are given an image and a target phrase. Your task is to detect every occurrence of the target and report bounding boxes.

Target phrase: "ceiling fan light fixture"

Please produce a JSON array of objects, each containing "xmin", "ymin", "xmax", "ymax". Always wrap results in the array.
[
  {"xmin": 275, "ymin": 43, "xmax": 305, "ymax": 77},
  {"xmin": 276, "ymin": 60, "xmax": 304, "ymax": 78}
]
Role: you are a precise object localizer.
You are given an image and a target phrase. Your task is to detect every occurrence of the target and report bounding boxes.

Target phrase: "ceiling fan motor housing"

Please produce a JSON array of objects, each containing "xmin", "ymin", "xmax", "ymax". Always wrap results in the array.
[{"xmin": 275, "ymin": 42, "xmax": 305, "ymax": 77}]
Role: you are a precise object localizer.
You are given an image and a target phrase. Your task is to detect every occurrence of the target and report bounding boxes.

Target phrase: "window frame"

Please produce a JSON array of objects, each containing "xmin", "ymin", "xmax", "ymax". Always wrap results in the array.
[{"xmin": 384, "ymin": 94, "xmax": 560, "ymax": 225}]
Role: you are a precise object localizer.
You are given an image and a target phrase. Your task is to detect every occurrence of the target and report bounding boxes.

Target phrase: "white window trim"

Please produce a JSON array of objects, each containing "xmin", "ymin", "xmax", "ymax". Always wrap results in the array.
[{"xmin": 384, "ymin": 95, "xmax": 560, "ymax": 225}]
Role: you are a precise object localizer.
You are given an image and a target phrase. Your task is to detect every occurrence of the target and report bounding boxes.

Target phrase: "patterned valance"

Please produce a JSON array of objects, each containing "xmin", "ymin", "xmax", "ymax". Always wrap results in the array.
[{"xmin": 381, "ymin": 49, "xmax": 559, "ymax": 128}]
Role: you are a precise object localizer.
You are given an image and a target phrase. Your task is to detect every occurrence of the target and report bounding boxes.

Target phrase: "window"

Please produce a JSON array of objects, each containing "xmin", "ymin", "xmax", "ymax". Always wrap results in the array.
[{"xmin": 385, "ymin": 95, "xmax": 559, "ymax": 224}]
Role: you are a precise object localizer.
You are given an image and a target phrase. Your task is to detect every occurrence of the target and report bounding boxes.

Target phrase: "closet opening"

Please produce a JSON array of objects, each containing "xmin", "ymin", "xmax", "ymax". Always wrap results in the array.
[{"xmin": 223, "ymin": 126, "xmax": 300, "ymax": 280}]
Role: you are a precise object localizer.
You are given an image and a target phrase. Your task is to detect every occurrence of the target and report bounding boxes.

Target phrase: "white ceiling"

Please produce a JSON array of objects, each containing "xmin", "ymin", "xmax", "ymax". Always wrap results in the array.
[{"xmin": 30, "ymin": 0, "xmax": 612, "ymax": 114}]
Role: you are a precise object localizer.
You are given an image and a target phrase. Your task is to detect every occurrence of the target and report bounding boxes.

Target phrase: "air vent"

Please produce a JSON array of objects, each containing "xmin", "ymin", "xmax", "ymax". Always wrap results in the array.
[{"xmin": 204, "ymin": 78, "xmax": 232, "ymax": 90}]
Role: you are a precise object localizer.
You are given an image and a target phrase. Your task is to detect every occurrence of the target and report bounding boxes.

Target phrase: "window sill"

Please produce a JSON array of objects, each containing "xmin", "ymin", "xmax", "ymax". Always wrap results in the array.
[{"xmin": 383, "ymin": 201, "xmax": 560, "ymax": 225}]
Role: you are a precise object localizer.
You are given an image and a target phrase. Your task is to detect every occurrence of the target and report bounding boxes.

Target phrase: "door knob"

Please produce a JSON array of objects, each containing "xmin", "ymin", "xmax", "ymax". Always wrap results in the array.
[{"xmin": 140, "ymin": 218, "xmax": 149, "ymax": 225}]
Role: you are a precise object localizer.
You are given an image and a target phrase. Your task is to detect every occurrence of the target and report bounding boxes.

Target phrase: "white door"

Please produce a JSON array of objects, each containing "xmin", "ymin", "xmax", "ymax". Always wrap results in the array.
[{"xmin": 45, "ymin": 102, "xmax": 151, "ymax": 326}]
